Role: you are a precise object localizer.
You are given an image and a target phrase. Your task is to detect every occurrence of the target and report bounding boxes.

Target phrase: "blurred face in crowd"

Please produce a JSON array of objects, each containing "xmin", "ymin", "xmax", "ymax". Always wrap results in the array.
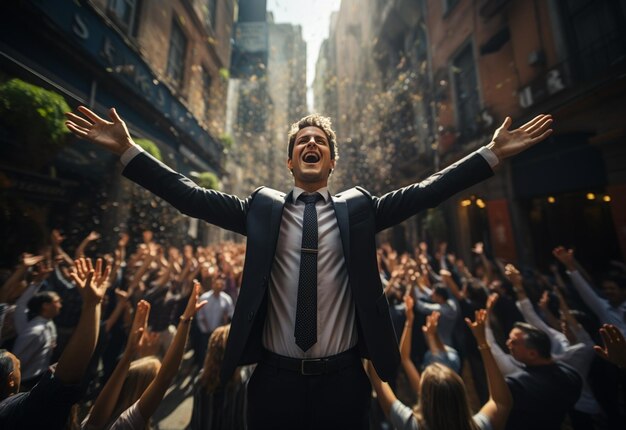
[
  {"xmin": 142, "ymin": 230, "xmax": 153, "ymax": 243},
  {"xmin": 287, "ymin": 126, "xmax": 335, "ymax": 190},
  {"xmin": 430, "ymin": 290, "xmax": 445, "ymax": 304},
  {"xmin": 506, "ymin": 328, "xmax": 536, "ymax": 363},
  {"xmin": 212, "ymin": 277, "xmax": 226, "ymax": 293},
  {"xmin": 602, "ymin": 280, "xmax": 626, "ymax": 306},
  {"xmin": 41, "ymin": 293, "xmax": 62, "ymax": 319}
]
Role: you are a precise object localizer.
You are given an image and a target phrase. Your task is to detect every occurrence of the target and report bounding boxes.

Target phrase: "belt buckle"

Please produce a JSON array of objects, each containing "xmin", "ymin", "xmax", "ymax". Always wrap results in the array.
[{"xmin": 301, "ymin": 358, "xmax": 324, "ymax": 375}]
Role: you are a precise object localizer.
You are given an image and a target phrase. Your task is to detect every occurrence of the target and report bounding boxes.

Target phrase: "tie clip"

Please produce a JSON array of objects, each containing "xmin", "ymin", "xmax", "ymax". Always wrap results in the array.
[{"xmin": 301, "ymin": 248, "xmax": 318, "ymax": 254}]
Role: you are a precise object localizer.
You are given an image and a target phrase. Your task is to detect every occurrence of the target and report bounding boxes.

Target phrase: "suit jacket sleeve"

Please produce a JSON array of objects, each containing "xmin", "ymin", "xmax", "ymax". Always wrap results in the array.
[
  {"xmin": 372, "ymin": 151, "xmax": 494, "ymax": 232},
  {"xmin": 122, "ymin": 151, "xmax": 251, "ymax": 235}
]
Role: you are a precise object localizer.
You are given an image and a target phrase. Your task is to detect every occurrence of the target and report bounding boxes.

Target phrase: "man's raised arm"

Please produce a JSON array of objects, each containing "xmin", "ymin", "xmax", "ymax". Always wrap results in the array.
[
  {"xmin": 65, "ymin": 106, "xmax": 249, "ymax": 235},
  {"xmin": 373, "ymin": 114, "xmax": 553, "ymax": 232}
]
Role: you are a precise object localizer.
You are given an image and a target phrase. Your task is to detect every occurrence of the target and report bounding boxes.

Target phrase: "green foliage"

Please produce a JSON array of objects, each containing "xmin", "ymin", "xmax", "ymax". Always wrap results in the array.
[
  {"xmin": 195, "ymin": 171, "xmax": 220, "ymax": 190},
  {"xmin": 134, "ymin": 138, "xmax": 162, "ymax": 162},
  {"xmin": 219, "ymin": 68, "xmax": 230, "ymax": 80},
  {"xmin": 219, "ymin": 133, "xmax": 233, "ymax": 150},
  {"xmin": 0, "ymin": 78, "xmax": 71, "ymax": 150}
]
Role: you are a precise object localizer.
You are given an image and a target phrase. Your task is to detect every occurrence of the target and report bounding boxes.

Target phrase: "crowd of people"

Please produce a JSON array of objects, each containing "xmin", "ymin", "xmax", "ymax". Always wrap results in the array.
[{"xmin": 0, "ymin": 225, "xmax": 625, "ymax": 429}]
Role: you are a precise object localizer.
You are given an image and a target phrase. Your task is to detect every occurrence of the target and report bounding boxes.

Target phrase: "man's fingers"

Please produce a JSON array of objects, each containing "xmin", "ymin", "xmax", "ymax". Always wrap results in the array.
[
  {"xmin": 65, "ymin": 112, "xmax": 93, "ymax": 128},
  {"xmin": 78, "ymin": 106, "xmax": 108, "ymax": 124},
  {"xmin": 109, "ymin": 107, "xmax": 123, "ymax": 123},
  {"xmin": 526, "ymin": 119, "xmax": 553, "ymax": 140},
  {"xmin": 519, "ymin": 114, "xmax": 548, "ymax": 132},
  {"xmin": 530, "ymin": 129, "xmax": 553, "ymax": 145},
  {"xmin": 66, "ymin": 122, "xmax": 90, "ymax": 138},
  {"xmin": 498, "ymin": 116, "xmax": 512, "ymax": 131}
]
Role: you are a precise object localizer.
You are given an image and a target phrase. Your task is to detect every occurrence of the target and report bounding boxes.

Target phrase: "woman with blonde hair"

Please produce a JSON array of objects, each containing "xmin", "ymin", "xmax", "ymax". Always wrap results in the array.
[
  {"xmin": 189, "ymin": 323, "xmax": 247, "ymax": 429},
  {"xmin": 367, "ymin": 296, "xmax": 512, "ymax": 430}
]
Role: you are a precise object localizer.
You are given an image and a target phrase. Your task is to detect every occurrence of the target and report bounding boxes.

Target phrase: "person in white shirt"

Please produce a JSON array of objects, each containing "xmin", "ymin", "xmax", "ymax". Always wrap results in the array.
[
  {"xmin": 12, "ymin": 291, "xmax": 61, "ymax": 389},
  {"xmin": 553, "ymin": 246, "xmax": 626, "ymax": 335},
  {"xmin": 195, "ymin": 275, "xmax": 234, "ymax": 364}
]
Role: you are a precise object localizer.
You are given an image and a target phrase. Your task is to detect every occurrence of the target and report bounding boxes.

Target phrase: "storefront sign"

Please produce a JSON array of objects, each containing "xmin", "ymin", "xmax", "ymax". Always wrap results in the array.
[
  {"xmin": 0, "ymin": 166, "xmax": 78, "ymax": 202},
  {"xmin": 519, "ymin": 65, "xmax": 569, "ymax": 108},
  {"xmin": 30, "ymin": 0, "xmax": 220, "ymax": 163}
]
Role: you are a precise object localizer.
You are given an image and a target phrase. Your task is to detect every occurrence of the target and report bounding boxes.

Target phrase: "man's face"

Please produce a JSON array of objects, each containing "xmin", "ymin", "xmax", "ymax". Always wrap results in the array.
[
  {"xmin": 213, "ymin": 278, "xmax": 225, "ymax": 293},
  {"xmin": 287, "ymin": 126, "xmax": 335, "ymax": 190},
  {"xmin": 602, "ymin": 281, "xmax": 626, "ymax": 306},
  {"xmin": 42, "ymin": 295, "xmax": 62, "ymax": 319},
  {"xmin": 506, "ymin": 328, "xmax": 533, "ymax": 363}
]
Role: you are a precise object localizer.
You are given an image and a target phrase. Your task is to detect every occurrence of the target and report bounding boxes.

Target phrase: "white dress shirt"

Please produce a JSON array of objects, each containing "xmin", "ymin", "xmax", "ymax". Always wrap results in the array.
[
  {"xmin": 12, "ymin": 316, "xmax": 57, "ymax": 381},
  {"xmin": 196, "ymin": 290, "xmax": 234, "ymax": 334}
]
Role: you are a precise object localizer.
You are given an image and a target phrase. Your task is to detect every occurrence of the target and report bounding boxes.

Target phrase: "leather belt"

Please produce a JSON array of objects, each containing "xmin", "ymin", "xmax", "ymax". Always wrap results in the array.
[{"xmin": 261, "ymin": 347, "xmax": 361, "ymax": 376}]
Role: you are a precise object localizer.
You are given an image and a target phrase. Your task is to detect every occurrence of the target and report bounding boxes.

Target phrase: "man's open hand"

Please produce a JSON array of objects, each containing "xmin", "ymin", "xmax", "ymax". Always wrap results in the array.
[
  {"xmin": 65, "ymin": 106, "xmax": 134, "ymax": 155},
  {"xmin": 489, "ymin": 114, "xmax": 553, "ymax": 160}
]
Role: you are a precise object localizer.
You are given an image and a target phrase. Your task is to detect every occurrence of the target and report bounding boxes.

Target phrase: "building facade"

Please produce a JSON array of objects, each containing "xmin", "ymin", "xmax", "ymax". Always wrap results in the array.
[
  {"xmin": 314, "ymin": 0, "xmax": 626, "ymax": 269},
  {"xmin": 0, "ymin": 0, "xmax": 236, "ymax": 262}
]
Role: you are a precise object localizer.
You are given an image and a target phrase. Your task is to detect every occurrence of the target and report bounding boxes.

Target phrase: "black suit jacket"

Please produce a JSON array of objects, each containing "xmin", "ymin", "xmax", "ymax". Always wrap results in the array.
[{"xmin": 123, "ymin": 150, "xmax": 493, "ymax": 382}]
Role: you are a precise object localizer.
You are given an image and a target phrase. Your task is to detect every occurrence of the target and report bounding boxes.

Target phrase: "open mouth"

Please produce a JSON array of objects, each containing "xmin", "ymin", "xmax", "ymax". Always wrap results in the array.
[{"xmin": 303, "ymin": 152, "xmax": 320, "ymax": 163}]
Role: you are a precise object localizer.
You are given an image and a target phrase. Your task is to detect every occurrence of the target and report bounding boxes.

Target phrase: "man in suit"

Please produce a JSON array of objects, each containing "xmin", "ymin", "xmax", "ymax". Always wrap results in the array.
[{"xmin": 65, "ymin": 107, "xmax": 552, "ymax": 429}]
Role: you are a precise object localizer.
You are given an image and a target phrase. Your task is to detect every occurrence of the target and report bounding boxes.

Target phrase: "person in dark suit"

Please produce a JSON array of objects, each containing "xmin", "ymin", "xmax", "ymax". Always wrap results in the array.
[{"xmin": 65, "ymin": 106, "xmax": 553, "ymax": 429}]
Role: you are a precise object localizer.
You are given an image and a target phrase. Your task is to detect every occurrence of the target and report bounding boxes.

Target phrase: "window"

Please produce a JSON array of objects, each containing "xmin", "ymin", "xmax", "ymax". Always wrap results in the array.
[
  {"xmin": 560, "ymin": 0, "xmax": 626, "ymax": 80},
  {"xmin": 166, "ymin": 20, "xmax": 187, "ymax": 85},
  {"xmin": 207, "ymin": 0, "xmax": 218, "ymax": 29},
  {"xmin": 451, "ymin": 43, "xmax": 480, "ymax": 139},
  {"xmin": 202, "ymin": 67, "xmax": 212, "ymax": 112},
  {"xmin": 108, "ymin": 0, "xmax": 138, "ymax": 34}
]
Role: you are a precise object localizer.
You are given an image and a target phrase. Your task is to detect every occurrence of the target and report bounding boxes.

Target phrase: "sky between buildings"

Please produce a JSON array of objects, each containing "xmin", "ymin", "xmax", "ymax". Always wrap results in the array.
[{"xmin": 267, "ymin": 0, "xmax": 342, "ymax": 111}]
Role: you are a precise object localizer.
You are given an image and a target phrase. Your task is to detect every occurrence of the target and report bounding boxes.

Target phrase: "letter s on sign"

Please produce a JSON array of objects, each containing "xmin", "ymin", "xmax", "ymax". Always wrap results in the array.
[{"xmin": 73, "ymin": 13, "xmax": 89, "ymax": 40}]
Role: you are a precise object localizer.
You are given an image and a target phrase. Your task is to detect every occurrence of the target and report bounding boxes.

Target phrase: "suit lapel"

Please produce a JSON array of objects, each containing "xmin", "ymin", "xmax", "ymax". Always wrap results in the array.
[
  {"xmin": 332, "ymin": 195, "xmax": 350, "ymax": 265},
  {"xmin": 265, "ymin": 191, "xmax": 289, "ymax": 270}
]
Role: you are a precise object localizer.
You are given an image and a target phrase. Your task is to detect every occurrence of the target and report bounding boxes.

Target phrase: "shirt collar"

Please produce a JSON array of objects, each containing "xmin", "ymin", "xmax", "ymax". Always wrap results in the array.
[{"xmin": 291, "ymin": 186, "xmax": 331, "ymax": 204}]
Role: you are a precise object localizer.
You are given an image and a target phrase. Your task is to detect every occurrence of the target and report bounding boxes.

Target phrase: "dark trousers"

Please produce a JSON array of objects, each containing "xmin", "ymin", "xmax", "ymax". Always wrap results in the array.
[{"xmin": 247, "ymin": 353, "xmax": 371, "ymax": 430}]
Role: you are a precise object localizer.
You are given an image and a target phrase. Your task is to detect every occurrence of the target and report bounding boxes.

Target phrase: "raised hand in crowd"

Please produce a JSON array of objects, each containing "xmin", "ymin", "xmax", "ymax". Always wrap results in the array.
[
  {"xmin": 31, "ymin": 259, "xmax": 54, "ymax": 285},
  {"xmin": 130, "ymin": 280, "xmax": 206, "ymax": 425},
  {"xmin": 535, "ymin": 290, "xmax": 561, "ymax": 332},
  {"xmin": 440, "ymin": 269, "xmax": 465, "ymax": 301},
  {"xmin": 86, "ymin": 300, "xmax": 151, "ymax": 429},
  {"xmin": 422, "ymin": 311, "xmax": 445, "ymax": 356},
  {"xmin": 594, "ymin": 324, "xmax": 626, "ymax": 369},
  {"xmin": 75, "ymin": 231, "xmax": 102, "ymax": 259},
  {"xmin": 0, "ymin": 257, "xmax": 110, "ymax": 430},
  {"xmin": 0, "ymin": 254, "xmax": 45, "ymax": 303},
  {"xmin": 465, "ymin": 309, "xmax": 513, "ymax": 430},
  {"xmin": 552, "ymin": 246, "xmax": 576, "ymax": 271},
  {"xmin": 400, "ymin": 294, "xmax": 420, "ymax": 393},
  {"xmin": 56, "ymin": 258, "xmax": 111, "ymax": 384},
  {"xmin": 553, "ymin": 245, "xmax": 626, "ymax": 334},
  {"xmin": 50, "ymin": 229, "xmax": 74, "ymax": 267}
]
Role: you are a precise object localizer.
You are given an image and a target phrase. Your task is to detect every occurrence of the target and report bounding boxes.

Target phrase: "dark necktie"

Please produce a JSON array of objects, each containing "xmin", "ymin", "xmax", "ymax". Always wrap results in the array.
[{"xmin": 295, "ymin": 192, "xmax": 323, "ymax": 352}]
